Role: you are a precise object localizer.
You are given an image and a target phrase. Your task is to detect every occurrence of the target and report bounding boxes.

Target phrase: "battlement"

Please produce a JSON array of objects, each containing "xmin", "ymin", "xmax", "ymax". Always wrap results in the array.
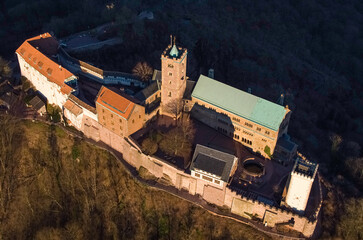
[
  {"xmin": 161, "ymin": 44, "xmax": 187, "ymax": 62},
  {"xmin": 291, "ymin": 156, "xmax": 318, "ymax": 179}
]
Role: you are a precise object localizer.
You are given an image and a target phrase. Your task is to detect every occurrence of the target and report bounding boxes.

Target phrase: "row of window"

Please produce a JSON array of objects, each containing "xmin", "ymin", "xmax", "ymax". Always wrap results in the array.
[
  {"xmin": 195, "ymin": 172, "xmax": 221, "ymax": 185},
  {"xmin": 242, "ymin": 137, "xmax": 252, "ymax": 145}
]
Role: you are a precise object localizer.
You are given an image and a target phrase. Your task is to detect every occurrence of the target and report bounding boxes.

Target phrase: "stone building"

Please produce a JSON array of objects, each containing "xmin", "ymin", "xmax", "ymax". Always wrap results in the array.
[
  {"xmin": 160, "ymin": 37, "xmax": 188, "ymax": 117},
  {"xmin": 16, "ymin": 33, "xmax": 78, "ymax": 108},
  {"xmin": 283, "ymin": 157, "xmax": 319, "ymax": 213},
  {"xmin": 15, "ymin": 34, "xmax": 321, "ymax": 237},
  {"xmin": 189, "ymin": 74, "xmax": 294, "ymax": 159},
  {"xmin": 95, "ymin": 86, "xmax": 145, "ymax": 137},
  {"xmin": 190, "ymin": 144, "xmax": 238, "ymax": 188}
]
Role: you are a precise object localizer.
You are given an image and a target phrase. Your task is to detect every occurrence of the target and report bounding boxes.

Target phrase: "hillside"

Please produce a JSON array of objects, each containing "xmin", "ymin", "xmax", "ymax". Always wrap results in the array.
[{"xmin": 0, "ymin": 116, "xmax": 270, "ymax": 240}]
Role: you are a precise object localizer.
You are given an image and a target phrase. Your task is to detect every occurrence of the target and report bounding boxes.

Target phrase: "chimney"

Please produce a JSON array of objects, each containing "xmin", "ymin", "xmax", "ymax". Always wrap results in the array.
[{"xmin": 208, "ymin": 69, "xmax": 214, "ymax": 79}]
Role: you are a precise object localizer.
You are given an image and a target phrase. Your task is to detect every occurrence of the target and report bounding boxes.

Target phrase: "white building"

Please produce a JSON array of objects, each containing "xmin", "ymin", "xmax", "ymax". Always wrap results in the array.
[
  {"xmin": 190, "ymin": 144, "xmax": 238, "ymax": 188},
  {"xmin": 284, "ymin": 158, "xmax": 318, "ymax": 213},
  {"xmin": 16, "ymin": 33, "xmax": 78, "ymax": 109}
]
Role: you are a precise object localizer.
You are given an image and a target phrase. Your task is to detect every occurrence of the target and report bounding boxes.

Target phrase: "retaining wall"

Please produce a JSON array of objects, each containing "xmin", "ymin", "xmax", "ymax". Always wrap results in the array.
[{"xmin": 79, "ymin": 116, "xmax": 318, "ymax": 238}]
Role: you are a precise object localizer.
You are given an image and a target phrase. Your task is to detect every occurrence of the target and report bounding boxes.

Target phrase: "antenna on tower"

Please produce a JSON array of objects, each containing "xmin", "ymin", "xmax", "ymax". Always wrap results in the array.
[
  {"xmin": 173, "ymin": 36, "xmax": 176, "ymax": 45},
  {"xmin": 170, "ymin": 35, "xmax": 172, "ymax": 45}
]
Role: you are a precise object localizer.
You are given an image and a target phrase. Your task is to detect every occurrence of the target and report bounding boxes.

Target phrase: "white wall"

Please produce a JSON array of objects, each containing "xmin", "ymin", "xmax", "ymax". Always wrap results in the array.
[
  {"xmin": 285, "ymin": 173, "xmax": 314, "ymax": 212},
  {"xmin": 17, "ymin": 53, "xmax": 69, "ymax": 108}
]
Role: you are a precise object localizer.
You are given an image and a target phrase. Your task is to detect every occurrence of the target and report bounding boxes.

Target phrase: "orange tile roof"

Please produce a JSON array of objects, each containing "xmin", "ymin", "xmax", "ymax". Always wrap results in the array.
[
  {"xmin": 15, "ymin": 33, "xmax": 75, "ymax": 95},
  {"xmin": 64, "ymin": 99, "xmax": 83, "ymax": 116},
  {"xmin": 96, "ymin": 86, "xmax": 135, "ymax": 120}
]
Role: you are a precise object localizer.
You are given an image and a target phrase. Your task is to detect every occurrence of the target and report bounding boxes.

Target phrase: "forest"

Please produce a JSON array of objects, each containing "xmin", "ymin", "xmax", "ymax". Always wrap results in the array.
[
  {"xmin": 0, "ymin": 0, "xmax": 362, "ymax": 239},
  {"xmin": 0, "ymin": 117, "xmax": 270, "ymax": 240}
]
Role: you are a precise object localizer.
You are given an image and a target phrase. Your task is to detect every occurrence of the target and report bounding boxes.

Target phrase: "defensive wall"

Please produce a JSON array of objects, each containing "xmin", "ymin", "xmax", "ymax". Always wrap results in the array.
[
  {"xmin": 78, "ymin": 114, "xmax": 319, "ymax": 238},
  {"xmin": 58, "ymin": 47, "xmax": 146, "ymax": 87}
]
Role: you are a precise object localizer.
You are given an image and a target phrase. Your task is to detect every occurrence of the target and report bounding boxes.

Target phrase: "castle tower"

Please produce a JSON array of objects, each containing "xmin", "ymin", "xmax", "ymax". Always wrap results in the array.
[
  {"xmin": 284, "ymin": 157, "xmax": 318, "ymax": 213},
  {"xmin": 160, "ymin": 36, "xmax": 187, "ymax": 117}
]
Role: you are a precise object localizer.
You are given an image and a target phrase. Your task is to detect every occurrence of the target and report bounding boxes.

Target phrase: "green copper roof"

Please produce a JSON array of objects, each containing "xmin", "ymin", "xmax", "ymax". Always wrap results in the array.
[
  {"xmin": 170, "ymin": 44, "xmax": 179, "ymax": 57},
  {"xmin": 191, "ymin": 75, "xmax": 287, "ymax": 131}
]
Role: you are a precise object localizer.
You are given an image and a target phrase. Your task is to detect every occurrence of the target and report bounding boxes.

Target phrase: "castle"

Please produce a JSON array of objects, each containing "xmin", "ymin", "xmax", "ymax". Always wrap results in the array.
[{"xmin": 16, "ymin": 33, "xmax": 322, "ymax": 238}]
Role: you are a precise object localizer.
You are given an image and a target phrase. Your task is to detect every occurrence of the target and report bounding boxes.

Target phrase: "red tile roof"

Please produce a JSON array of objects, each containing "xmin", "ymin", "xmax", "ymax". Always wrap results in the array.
[
  {"xmin": 96, "ymin": 86, "xmax": 135, "ymax": 120},
  {"xmin": 15, "ymin": 33, "xmax": 75, "ymax": 95},
  {"xmin": 64, "ymin": 99, "xmax": 83, "ymax": 116}
]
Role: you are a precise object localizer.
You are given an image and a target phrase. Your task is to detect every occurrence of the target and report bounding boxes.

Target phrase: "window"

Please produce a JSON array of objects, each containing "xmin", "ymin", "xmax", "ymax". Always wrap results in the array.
[
  {"xmin": 195, "ymin": 173, "xmax": 200, "ymax": 178},
  {"xmin": 232, "ymin": 117, "xmax": 240, "ymax": 123},
  {"xmin": 111, "ymin": 121, "xmax": 114, "ymax": 125},
  {"xmin": 168, "ymin": 64, "xmax": 174, "ymax": 68},
  {"xmin": 168, "ymin": 92, "xmax": 171, "ymax": 97},
  {"xmin": 132, "ymin": 119, "xmax": 134, "ymax": 124},
  {"xmin": 245, "ymin": 122, "xmax": 253, "ymax": 128},
  {"xmin": 262, "ymin": 139, "xmax": 267, "ymax": 142},
  {"xmin": 119, "ymin": 119, "xmax": 122, "ymax": 123},
  {"xmin": 181, "ymin": 76, "xmax": 184, "ymax": 80},
  {"xmin": 102, "ymin": 116, "xmax": 105, "ymax": 120},
  {"xmin": 214, "ymin": 179, "xmax": 220, "ymax": 185},
  {"xmin": 243, "ymin": 130, "xmax": 253, "ymax": 136},
  {"xmin": 111, "ymin": 114, "xmax": 113, "ymax": 118},
  {"xmin": 202, "ymin": 175, "xmax": 213, "ymax": 182},
  {"xmin": 139, "ymin": 115, "xmax": 141, "ymax": 118},
  {"xmin": 168, "ymin": 72, "xmax": 172, "ymax": 76},
  {"xmin": 257, "ymin": 127, "xmax": 261, "ymax": 131},
  {"xmin": 120, "ymin": 126, "xmax": 123, "ymax": 130},
  {"xmin": 169, "ymin": 81, "xmax": 172, "ymax": 84},
  {"xmin": 265, "ymin": 130, "xmax": 270, "ymax": 135},
  {"xmin": 102, "ymin": 109, "xmax": 105, "ymax": 113}
]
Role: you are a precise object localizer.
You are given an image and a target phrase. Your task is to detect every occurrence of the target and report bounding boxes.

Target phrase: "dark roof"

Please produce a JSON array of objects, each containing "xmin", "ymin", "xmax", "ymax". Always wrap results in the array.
[
  {"xmin": 134, "ymin": 80, "xmax": 160, "ymax": 102},
  {"xmin": 190, "ymin": 144, "xmax": 237, "ymax": 182},
  {"xmin": 28, "ymin": 95, "xmax": 45, "ymax": 111},
  {"xmin": 293, "ymin": 158, "xmax": 318, "ymax": 178},
  {"xmin": 277, "ymin": 135, "xmax": 297, "ymax": 152},
  {"xmin": 193, "ymin": 154, "xmax": 226, "ymax": 176},
  {"xmin": 183, "ymin": 80, "xmax": 196, "ymax": 100},
  {"xmin": 69, "ymin": 94, "xmax": 97, "ymax": 114},
  {"xmin": 152, "ymin": 69, "xmax": 161, "ymax": 81}
]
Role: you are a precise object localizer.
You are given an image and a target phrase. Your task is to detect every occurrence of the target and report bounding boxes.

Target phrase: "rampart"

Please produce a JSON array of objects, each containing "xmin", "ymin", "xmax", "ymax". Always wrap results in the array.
[{"xmin": 80, "ymin": 117, "xmax": 319, "ymax": 238}]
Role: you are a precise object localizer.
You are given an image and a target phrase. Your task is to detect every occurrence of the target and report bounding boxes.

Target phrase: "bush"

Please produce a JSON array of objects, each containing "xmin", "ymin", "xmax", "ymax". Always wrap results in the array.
[
  {"xmin": 47, "ymin": 104, "xmax": 62, "ymax": 123},
  {"xmin": 264, "ymin": 145, "xmax": 271, "ymax": 158},
  {"xmin": 141, "ymin": 138, "xmax": 158, "ymax": 155}
]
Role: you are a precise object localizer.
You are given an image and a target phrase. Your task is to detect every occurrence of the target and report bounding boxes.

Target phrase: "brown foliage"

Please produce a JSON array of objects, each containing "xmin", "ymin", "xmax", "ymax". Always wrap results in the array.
[
  {"xmin": 0, "ymin": 119, "xmax": 269, "ymax": 239},
  {"xmin": 132, "ymin": 61, "xmax": 153, "ymax": 82}
]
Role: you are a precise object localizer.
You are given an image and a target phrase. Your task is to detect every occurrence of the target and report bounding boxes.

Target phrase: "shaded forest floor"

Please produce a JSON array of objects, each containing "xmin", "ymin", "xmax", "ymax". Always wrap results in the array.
[{"xmin": 0, "ymin": 116, "xmax": 270, "ymax": 240}]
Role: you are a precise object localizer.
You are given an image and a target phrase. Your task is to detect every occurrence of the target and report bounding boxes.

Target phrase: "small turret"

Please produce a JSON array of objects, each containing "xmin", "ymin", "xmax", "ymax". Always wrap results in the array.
[{"xmin": 169, "ymin": 36, "xmax": 179, "ymax": 58}]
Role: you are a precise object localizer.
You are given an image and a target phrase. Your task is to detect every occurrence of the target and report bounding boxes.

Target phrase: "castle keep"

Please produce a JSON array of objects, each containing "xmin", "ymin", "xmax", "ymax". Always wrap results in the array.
[{"xmin": 16, "ymin": 33, "xmax": 321, "ymax": 238}]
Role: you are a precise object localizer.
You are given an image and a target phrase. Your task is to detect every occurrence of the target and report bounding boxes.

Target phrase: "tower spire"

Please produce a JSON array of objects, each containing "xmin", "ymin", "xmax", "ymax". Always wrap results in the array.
[{"xmin": 169, "ymin": 36, "xmax": 179, "ymax": 57}]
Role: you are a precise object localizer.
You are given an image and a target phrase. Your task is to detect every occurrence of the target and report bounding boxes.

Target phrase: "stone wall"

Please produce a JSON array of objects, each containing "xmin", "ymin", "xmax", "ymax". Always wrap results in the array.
[{"xmin": 78, "ymin": 116, "xmax": 318, "ymax": 238}]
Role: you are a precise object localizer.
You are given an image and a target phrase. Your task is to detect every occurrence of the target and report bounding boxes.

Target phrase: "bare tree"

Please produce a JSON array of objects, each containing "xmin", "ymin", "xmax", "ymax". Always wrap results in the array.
[
  {"xmin": 132, "ymin": 62, "xmax": 153, "ymax": 82},
  {"xmin": 165, "ymin": 99, "xmax": 183, "ymax": 124}
]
